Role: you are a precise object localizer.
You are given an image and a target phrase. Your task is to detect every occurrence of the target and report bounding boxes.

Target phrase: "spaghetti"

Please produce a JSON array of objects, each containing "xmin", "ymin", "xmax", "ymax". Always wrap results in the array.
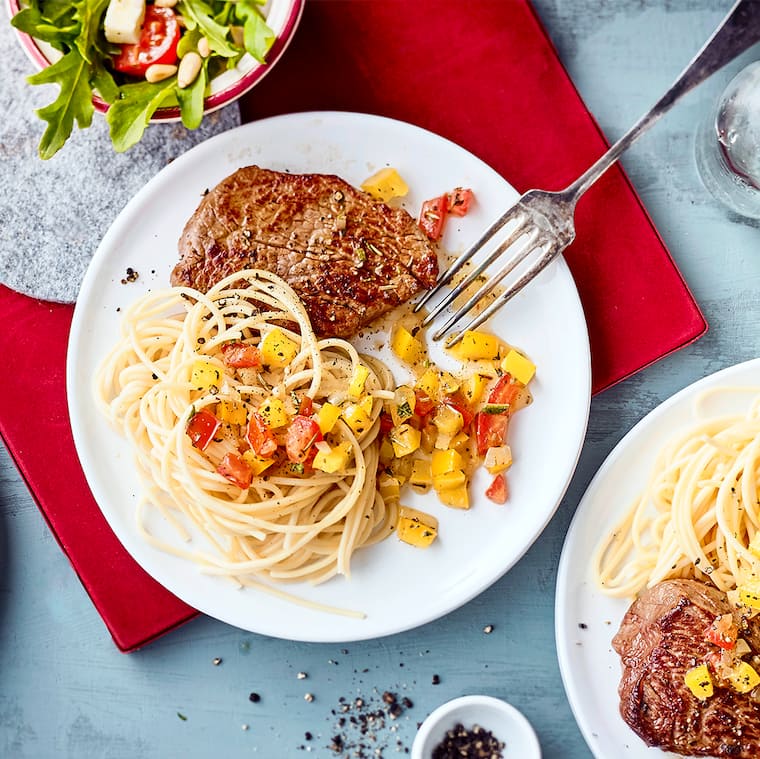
[
  {"xmin": 95, "ymin": 269, "xmax": 397, "ymax": 594},
  {"xmin": 594, "ymin": 388, "xmax": 760, "ymax": 599}
]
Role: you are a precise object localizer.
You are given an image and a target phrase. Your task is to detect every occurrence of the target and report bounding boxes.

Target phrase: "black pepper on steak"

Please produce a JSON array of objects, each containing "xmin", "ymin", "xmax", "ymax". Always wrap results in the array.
[{"xmin": 171, "ymin": 166, "xmax": 439, "ymax": 338}]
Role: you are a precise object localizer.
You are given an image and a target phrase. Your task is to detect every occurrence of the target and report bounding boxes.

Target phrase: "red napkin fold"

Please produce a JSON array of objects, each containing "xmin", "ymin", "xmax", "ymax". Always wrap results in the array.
[{"xmin": 0, "ymin": 0, "xmax": 705, "ymax": 651}]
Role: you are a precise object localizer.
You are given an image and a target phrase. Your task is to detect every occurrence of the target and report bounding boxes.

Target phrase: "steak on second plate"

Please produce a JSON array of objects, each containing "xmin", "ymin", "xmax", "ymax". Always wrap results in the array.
[
  {"xmin": 170, "ymin": 166, "xmax": 440, "ymax": 338},
  {"xmin": 612, "ymin": 578, "xmax": 760, "ymax": 758}
]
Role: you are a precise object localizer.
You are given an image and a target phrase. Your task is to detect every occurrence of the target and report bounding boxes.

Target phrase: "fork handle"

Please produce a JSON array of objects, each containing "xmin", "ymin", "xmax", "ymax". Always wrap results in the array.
[{"xmin": 565, "ymin": 0, "xmax": 760, "ymax": 201}]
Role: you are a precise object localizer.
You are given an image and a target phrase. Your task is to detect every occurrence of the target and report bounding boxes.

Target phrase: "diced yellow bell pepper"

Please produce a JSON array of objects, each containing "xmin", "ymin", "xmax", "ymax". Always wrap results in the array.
[
  {"xmin": 342, "ymin": 403, "xmax": 373, "ymax": 436},
  {"xmin": 433, "ymin": 469, "xmax": 467, "ymax": 491},
  {"xmin": 432, "ymin": 404, "xmax": 463, "ymax": 436},
  {"xmin": 409, "ymin": 459, "xmax": 433, "ymax": 489},
  {"xmin": 379, "ymin": 437, "xmax": 396, "ymax": 465},
  {"xmin": 258, "ymin": 397, "xmax": 289, "ymax": 428},
  {"xmin": 415, "ymin": 368, "xmax": 440, "ymax": 399},
  {"xmin": 259, "ymin": 328, "xmax": 298, "ymax": 368},
  {"xmin": 391, "ymin": 326, "xmax": 424, "ymax": 365},
  {"xmin": 190, "ymin": 360, "xmax": 223, "ymax": 391},
  {"xmin": 447, "ymin": 330, "xmax": 500, "ymax": 361},
  {"xmin": 684, "ymin": 664, "xmax": 713, "ymax": 700},
  {"xmin": 450, "ymin": 431, "xmax": 471, "ymax": 452},
  {"xmin": 727, "ymin": 661, "xmax": 760, "ymax": 694},
  {"xmin": 396, "ymin": 505, "xmax": 438, "ymax": 548},
  {"xmin": 313, "ymin": 442, "xmax": 352, "ymax": 474},
  {"xmin": 317, "ymin": 402, "xmax": 342, "ymax": 434},
  {"xmin": 389, "ymin": 423, "xmax": 421, "ymax": 457},
  {"xmin": 436, "ymin": 484, "xmax": 470, "ymax": 509},
  {"xmin": 378, "ymin": 473, "xmax": 401, "ymax": 500},
  {"xmin": 242, "ymin": 450, "xmax": 275, "ymax": 476},
  {"xmin": 360, "ymin": 167, "xmax": 409, "ymax": 203},
  {"xmin": 218, "ymin": 399, "xmax": 247, "ymax": 425},
  {"xmin": 359, "ymin": 395, "xmax": 374, "ymax": 416},
  {"xmin": 484, "ymin": 445, "xmax": 513, "ymax": 474},
  {"xmin": 738, "ymin": 581, "xmax": 760, "ymax": 609},
  {"xmin": 348, "ymin": 363, "xmax": 371, "ymax": 400},
  {"xmin": 439, "ymin": 371, "xmax": 460, "ymax": 394},
  {"xmin": 749, "ymin": 532, "xmax": 760, "ymax": 559},
  {"xmin": 461, "ymin": 373, "xmax": 489, "ymax": 405},
  {"xmin": 501, "ymin": 349, "xmax": 536, "ymax": 385},
  {"xmin": 431, "ymin": 448, "xmax": 464, "ymax": 477}
]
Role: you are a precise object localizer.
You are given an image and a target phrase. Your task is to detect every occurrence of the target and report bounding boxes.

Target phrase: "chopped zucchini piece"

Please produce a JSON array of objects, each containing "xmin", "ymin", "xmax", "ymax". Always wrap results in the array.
[
  {"xmin": 259, "ymin": 328, "xmax": 298, "ymax": 368},
  {"xmin": 360, "ymin": 167, "xmax": 409, "ymax": 203},
  {"xmin": 501, "ymin": 349, "xmax": 536, "ymax": 385},
  {"xmin": 258, "ymin": 397, "xmax": 289, "ymax": 428},
  {"xmin": 190, "ymin": 360, "xmax": 222, "ymax": 391},
  {"xmin": 447, "ymin": 329, "xmax": 500, "ymax": 361},
  {"xmin": 396, "ymin": 505, "xmax": 438, "ymax": 548},
  {"xmin": 391, "ymin": 385, "xmax": 416, "ymax": 426},
  {"xmin": 484, "ymin": 445, "xmax": 512, "ymax": 474},
  {"xmin": 684, "ymin": 664, "xmax": 713, "ymax": 699}
]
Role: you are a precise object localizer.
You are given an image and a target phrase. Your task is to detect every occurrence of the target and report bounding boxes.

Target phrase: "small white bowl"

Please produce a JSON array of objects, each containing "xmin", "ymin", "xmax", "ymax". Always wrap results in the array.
[
  {"xmin": 411, "ymin": 695, "xmax": 541, "ymax": 759},
  {"xmin": 7, "ymin": 0, "xmax": 304, "ymax": 122}
]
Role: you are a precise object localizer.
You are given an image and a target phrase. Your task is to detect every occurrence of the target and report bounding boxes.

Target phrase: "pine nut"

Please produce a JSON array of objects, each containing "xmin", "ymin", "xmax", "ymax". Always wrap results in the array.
[
  {"xmin": 177, "ymin": 52, "xmax": 202, "ymax": 89},
  {"xmin": 197, "ymin": 37, "xmax": 211, "ymax": 58},
  {"xmin": 153, "ymin": 0, "xmax": 177, "ymax": 6},
  {"xmin": 145, "ymin": 63, "xmax": 178, "ymax": 83}
]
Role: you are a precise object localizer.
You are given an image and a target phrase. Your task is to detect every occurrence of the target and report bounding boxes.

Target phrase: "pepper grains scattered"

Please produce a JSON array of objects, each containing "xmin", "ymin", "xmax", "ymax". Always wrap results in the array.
[{"xmin": 431, "ymin": 723, "xmax": 505, "ymax": 759}]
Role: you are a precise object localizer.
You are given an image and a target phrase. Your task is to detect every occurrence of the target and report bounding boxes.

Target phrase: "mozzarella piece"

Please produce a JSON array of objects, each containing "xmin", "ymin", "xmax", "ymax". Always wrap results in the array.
[{"xmin": 104, "ymin": 0, "xmax": 146, "ymax": 45}]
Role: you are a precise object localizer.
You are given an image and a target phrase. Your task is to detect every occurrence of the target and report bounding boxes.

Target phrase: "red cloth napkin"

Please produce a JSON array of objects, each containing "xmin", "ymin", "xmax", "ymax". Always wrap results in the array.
[{"xmin": 0, "ymin": 0, "xmax": 705, "ymax": 651}]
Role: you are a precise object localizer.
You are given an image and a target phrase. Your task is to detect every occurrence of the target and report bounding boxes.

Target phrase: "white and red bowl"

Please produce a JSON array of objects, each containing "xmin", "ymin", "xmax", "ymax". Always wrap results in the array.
[{"xmin": 7, "ymin": 0, "xmax": 304, "ymax": 121}]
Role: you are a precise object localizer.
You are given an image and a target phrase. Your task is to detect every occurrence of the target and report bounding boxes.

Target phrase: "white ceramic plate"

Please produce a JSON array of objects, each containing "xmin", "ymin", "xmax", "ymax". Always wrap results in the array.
[
  {"xmin": 67, "ymin": 111, "xmax": 590, "ymax": 642},
  {"xmin": 556, "ymin": 358, "xmax": 760, "ymax": 757}
]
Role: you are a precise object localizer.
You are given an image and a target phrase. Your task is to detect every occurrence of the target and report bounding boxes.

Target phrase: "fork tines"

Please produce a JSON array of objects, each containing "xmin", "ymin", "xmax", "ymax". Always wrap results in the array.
[{"xmin": 414, "ymin": 200, "xmax": 555, "ymax": 346}]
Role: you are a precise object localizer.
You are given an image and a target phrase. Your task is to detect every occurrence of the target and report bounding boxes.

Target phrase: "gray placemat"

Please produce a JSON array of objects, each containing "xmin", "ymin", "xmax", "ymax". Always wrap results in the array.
[{"xmin": 0, "ymin": 18, "xmax": 241, "ymax": 304}]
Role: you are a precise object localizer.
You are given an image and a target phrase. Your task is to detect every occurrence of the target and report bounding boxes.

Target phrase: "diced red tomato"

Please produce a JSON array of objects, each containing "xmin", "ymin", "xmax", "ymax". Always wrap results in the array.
[
  {"xmin": 285, "ymin": 416, "xmax": 323, "ymax": 463},
  {"xmin": 246, "ymin": 412, "xmax": 278, "ymax": 458},
  {"xmin": 704, "ymin": 614, "xmax": 738, "ymax": 650},
  {"xmin": 217, "ymin": 452, "xmax": 253, "ymax": 489},
  {"xmin": 485, "ymin": 473, "xmax": 508, "ymax": 504},
  {"xmin": 298, "ymin": 396, "xmax": 314, "ymax": 417},
  {"xmin": 443, "ymin": 391, "xmax": 475, "ymax": 427},
  {"xmin": 112, "ymin": 6, "xmax": 181, "ymax": 77},
  {"xmin": 379, "ymin": 412, "xmax": 395, "ymax": 435},
  {"xmin": 221, "ymin": 342, "xmax": 261, "ymax": 368},
  {"xmin": 474, "ymin": 411, "xmax": 509, "ymax": 456},
  {"xmin": 186, "ymin": 409, "xmax": 220, "ymax": 450},
  {"xmin": 447, "ymin": 187, "xmax": 474, "ymax": 217},
  {"xmin": 413, "ymin": 390, "xmax": 437, "ymax": 419},
  {"xmin": 487, "ymin": 373, "xmax": 522, "ymax": 407},
  {"xmin": 418, "ymin": 194, "xmax": 448, "ymax": 241}
]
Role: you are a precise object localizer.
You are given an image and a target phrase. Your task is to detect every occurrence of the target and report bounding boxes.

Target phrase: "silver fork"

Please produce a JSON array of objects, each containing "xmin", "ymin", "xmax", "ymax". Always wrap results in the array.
[{"xmin": 416, "ymin": 0, "xmax": 760, "ymax": 346}]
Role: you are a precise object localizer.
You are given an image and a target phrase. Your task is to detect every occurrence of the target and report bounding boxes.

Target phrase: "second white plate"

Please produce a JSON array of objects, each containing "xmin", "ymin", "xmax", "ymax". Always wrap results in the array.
[
  {"xmin": 556, "ymin": 358, "xmax": 760, "ymax": 757},
  {"xmin": 68, "ymin": 111, "xmax": 591, "ymax": 641}
]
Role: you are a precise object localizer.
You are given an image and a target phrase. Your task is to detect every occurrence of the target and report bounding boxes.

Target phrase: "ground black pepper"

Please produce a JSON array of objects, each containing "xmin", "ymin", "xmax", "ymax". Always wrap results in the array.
[{"xmin": 431, "ymin": 723, "xmax": 505, "ymax": 759}]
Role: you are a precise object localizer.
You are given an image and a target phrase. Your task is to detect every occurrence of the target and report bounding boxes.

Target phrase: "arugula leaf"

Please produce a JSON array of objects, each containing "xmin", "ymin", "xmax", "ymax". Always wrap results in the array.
[
  {"xmin": 178, "ymin": 0, "xmax": 238, "ymax": 58},
  {"xmin": 233, "ymin": 1, "xmax": 275, "ymax": 64},
  {"xmin": 74, "ymin": 0, "xmax": 111, "ymax": 64},
  {"xmin": 176, "ymin": 63, "xmax": 207, "ymax": 130},
  {"xmin": 11, "ymin": 4, "xmax": 78, "ymax": 50},
  {"xmin": 28, "ymin": 47, "xmax": 95, "ymax": 159},
  {"xmin": 106, "ymin": 80, "xmax": 176, "ymax": 152},
  {"xmin": 91, "ymin": 59, "xmax": 120, "ymax": 105}
]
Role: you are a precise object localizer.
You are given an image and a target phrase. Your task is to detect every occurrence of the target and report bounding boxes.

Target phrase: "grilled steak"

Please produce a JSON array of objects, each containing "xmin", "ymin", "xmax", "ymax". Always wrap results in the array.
[
  {"xmin": 612, "ymin": 579, "xmax": 760, "ymax": 757},
  {"xmin": 171, "ymin": 166, "xmax": 439, "ymax": 338}
]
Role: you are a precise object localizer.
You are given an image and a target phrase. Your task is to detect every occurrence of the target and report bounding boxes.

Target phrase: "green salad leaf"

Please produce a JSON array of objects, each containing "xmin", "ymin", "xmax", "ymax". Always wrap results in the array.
[
  {"xmin": 106, "ymin": 79, "xmax": 176, "ymax": 152},
  {"xmin": 14, "ymin": 0, "xmax": 277, "ymax": 158}
]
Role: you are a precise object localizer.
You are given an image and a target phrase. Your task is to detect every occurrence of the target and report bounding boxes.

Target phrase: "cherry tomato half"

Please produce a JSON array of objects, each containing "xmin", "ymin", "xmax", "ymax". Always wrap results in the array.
[
  {"xmin": 418, "ymin": 194, "xmax": 448, "ymax": 241},
  {"xmin": 112, "ymin": 6, "xmax": 181, "ymax": 78},
  {"xmin": 485, "ymin": 473, "xmax": 508, "ymax": 504},
  {"xmin": 246, "ymin": 412, "xmax": 278, "ymax": 458}
]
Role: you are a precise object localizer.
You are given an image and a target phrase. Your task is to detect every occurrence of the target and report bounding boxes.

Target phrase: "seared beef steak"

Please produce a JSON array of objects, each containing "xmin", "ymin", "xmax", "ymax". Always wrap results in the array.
[
  {"xmin": 613, "ymin": 579, "xmax": 760, "ymax": 757},
  {"xmin": 171, "ymin": 166, "xmax": 439, "ymax": 338}
]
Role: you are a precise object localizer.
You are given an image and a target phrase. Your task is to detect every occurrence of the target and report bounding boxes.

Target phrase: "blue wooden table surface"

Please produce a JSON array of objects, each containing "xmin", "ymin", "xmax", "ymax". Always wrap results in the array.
[{"xmin": 3, "ymin": 2, "xmax": 759, "ymax": 757}]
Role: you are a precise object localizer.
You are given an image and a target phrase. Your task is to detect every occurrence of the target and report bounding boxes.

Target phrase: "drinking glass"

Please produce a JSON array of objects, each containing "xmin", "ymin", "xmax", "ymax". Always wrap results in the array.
[{"xmin": 695, "ymin": 61, "xmax": 760, "ymax": 219}]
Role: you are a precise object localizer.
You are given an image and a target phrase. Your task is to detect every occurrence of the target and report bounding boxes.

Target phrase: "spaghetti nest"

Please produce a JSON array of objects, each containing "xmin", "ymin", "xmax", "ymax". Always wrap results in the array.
[
  {"xmin": 594, "ymin": 390, "xmax": 760, "ymax": 599},
  {"xmin": 95, "ymin": 269, "xmax": 397, "ymax": 591}
]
